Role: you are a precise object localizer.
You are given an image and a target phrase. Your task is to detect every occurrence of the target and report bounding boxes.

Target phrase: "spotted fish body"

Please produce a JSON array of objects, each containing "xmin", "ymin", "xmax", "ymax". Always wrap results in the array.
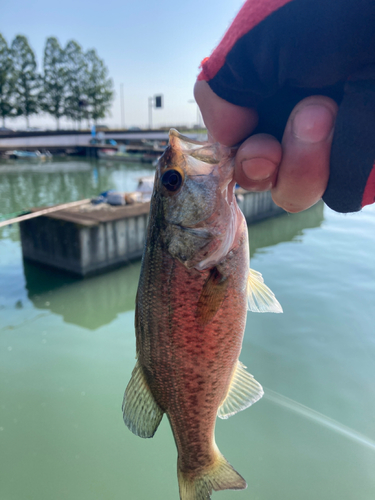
[{"xmin": 123, "ymin": 130, "xmax": 282, "ymax": 500}]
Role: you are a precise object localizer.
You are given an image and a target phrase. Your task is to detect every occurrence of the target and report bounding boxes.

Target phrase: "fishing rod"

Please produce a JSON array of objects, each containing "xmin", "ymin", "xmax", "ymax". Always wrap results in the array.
[{"xmin": 0, "ymin": 199, "xmax": 91, "ymax": 229}]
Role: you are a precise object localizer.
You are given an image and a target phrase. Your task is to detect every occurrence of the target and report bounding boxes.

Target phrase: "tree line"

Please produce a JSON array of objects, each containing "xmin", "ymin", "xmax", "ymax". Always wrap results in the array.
[{"xmin": 0, "ymin": 34, "xmax": 114, "ymax": 129}]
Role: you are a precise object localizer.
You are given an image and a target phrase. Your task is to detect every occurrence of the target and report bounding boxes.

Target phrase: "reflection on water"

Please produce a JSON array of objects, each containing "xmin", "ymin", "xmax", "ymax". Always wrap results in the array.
[
  {"xmin": 23, "ymin": 260, "xmax": 142, "ymax": 329},
  {"xmin": 23, "ymin": 202, "xmax": 324, "ymax": 330},
  {"xmin": 1, "ymin": 159, "xmax": 375, "ymax": 500},
  {"xmin": 249, "ymin": 201, "xmax": 324, "ymax": 257}
]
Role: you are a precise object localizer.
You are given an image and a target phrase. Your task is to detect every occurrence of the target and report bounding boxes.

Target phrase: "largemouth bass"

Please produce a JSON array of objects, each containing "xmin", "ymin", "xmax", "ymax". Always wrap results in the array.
[{"xmin": 122, "ymin": 129, "xmax": 282, "ymax": 500}]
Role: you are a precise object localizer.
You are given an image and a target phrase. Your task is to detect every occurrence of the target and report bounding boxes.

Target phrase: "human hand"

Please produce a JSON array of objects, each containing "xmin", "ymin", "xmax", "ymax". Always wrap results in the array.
[
  {"xmin": 195, "ymin": 0, "xmax": 375, "ymax": 213},
  {"xmin": 195, "ymin": 80, "xmax": 338, "ymax": 213}
]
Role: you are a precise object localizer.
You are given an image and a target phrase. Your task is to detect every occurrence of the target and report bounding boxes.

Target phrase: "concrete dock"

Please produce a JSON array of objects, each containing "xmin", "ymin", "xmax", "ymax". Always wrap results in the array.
[
  {"xmin": 0, "ymin": 129, "xmax": 205, "ymax": 157},
  {"xmin": 20, "ymin": 190, "xmax": 284, "ymax": 277}
]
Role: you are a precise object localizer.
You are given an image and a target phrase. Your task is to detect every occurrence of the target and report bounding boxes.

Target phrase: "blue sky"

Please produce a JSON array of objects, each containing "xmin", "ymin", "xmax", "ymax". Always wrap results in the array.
[{"xmin": 2, "ymin": 0, "xmax": 244, "ymax": 129}]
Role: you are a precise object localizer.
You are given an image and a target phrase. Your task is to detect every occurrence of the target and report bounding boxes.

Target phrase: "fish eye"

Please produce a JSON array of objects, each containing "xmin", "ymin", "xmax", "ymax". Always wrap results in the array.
[{"xmin": 161, "ymin": 169, "xmax": 183, "ymax": 192}]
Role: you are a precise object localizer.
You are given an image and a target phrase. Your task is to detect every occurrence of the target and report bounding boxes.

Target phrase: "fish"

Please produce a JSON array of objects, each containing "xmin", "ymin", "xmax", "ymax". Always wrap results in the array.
[{"xmin": 122, "ymin": 129, "xmax": 282, "ymax": 500}]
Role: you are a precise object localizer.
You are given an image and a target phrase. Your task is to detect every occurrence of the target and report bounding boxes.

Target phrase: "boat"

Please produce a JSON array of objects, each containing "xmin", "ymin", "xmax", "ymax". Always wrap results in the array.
[
  {"xmin": 97, "ymin": 145, "xmax": 156, "ymax": 163},
  {"xmin": 7, "ymin": 150, "xmax": 52, "ymax": 161}
]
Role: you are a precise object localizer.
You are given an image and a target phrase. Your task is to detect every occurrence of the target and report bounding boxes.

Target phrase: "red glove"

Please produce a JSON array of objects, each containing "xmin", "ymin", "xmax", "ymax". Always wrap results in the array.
[{"xmin": 198, "ymin": 0, "xmax": 375, "ymax": 213}]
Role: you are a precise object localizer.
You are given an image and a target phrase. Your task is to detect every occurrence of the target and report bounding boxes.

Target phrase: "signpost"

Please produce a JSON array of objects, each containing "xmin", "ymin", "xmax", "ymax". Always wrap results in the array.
[{"xmin": 148, "ymin": 94, "xmax": 163, "ymax": 129}]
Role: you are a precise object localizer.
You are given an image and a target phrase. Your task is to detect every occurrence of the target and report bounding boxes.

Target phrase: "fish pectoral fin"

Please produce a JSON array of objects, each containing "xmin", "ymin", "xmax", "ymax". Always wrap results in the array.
[
  {"xmin": 122, "ymin": 361, "xmax": 164, "ymax": 438},
  {"xmin": 196, "ymin": 267, "xmax": 228, "ymax": 325},
  {"xmin": 247, "ymin": 268, "xmax": 283, "ymax": 313},
  {"xmin": 218, "ymin": 361, "xmax": 264, "ymax": 419}
]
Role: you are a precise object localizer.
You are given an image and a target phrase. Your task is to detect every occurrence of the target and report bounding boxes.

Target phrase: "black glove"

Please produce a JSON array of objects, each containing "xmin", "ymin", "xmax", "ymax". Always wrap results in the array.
[{"xmin": 198, "ymin": 0, "xmax": 375, "ymax": 213}]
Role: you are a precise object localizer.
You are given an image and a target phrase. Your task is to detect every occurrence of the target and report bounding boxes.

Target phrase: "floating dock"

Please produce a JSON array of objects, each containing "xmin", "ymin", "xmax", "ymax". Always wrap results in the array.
[{"xmin": 20, "ymin": 190, "xmax": 284, "ymax": 277}]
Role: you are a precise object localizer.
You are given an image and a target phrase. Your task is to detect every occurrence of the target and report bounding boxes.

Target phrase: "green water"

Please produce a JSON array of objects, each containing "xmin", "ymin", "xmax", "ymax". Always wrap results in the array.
[{"xmin": 1, "ymin": 158, "xmax": 375, "ymax": 500}]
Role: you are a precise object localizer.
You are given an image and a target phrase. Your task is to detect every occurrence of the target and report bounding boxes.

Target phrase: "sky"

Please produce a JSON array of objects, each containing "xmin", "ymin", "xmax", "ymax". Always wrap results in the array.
[{"xmin": 1, "ymin": 0, "xmax": 245, "ymax": 130}]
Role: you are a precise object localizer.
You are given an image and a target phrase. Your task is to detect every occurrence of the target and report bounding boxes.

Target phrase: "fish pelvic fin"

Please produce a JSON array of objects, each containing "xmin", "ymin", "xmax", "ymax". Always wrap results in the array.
[
  {"xmin": 247, "ymin": 268, "xmax": 283, "ymax": 313},
  {"xmin": 218, "ymin": 360, "xmax": 263, "ymax": 419},
  {"xmin": 177, "ymin": 452, "xmax": 247, "ymax": 500},
  {"xmin": 122, "ymin": 360, "xmax": 164, "ymax": 438}
]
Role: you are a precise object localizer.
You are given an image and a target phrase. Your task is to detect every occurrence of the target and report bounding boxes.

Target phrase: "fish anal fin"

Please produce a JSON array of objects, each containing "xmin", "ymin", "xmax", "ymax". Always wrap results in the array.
[
  {"xmin": 178, "ymin": 452, "xmax": 246, "ymax": 500},
  {"xmin": 196, "ymin": 267, "xmax": 228, "ymax": 325},
  {"xmin": 122, "ymin": 360, "xmax": 164, "ymax": 438},
  {"xmin": 247, "ymin": 268, "xmax": 283, "ymax": 313},
  {"xmin": 218, "ymin": 361, "xmax": 264, "ymax": 419}
]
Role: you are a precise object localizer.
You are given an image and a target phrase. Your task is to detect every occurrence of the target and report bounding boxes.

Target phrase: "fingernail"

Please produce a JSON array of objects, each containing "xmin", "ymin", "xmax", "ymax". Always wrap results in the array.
[
  {"xmin": 292, "ymin": 104, "xmax": 335, "ymax": 143},
  {"xmin": 241, "ymin": 158, "xmax": 276, "ymax": 181}
]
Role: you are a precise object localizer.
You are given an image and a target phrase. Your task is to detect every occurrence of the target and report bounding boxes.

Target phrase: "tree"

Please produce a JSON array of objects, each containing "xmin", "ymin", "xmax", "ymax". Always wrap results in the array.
[
  {"xmin": 40, "ymin": 37, "xmax": 67, "ymax": 129},
  {"xmin": 0, "ymin": 34, "xmax": 15, "ymax": 127},
  {"xmin": 85, "ymin": 49, "xmax": 114, "ymax": 124},
  {"xmin": 11, "ymin": 35, "xmax": 41, "ymax": 128},
  {"xmin": 64, "ymin": 40, "xmax": 88, "ymax": 128}
]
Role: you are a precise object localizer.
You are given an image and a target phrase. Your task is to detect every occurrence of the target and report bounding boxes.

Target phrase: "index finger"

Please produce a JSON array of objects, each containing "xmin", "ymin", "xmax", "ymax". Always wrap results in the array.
[{"xmin": 194, "ymin": 81, "xmax": 258, "ymax": 147}]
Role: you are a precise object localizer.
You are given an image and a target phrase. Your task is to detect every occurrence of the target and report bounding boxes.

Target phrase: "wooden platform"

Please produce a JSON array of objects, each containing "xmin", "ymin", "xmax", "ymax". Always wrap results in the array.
[
  {"xmin": 31, "ymin": 200, "xmax": 151, "ymax": 226},
  {"xmin": 20, "ymin": 201, "xmax": 151, "ymax": 276},
  {"xmin": 20, "ymin": 191, "xmax": 284, "ymax": 277}
]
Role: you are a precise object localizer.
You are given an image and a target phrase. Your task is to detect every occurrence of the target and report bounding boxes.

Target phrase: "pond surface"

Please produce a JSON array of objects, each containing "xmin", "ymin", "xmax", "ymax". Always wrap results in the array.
[{"xmin": 0, "ymin": 158, "xmax": 375, "ymax": 500}]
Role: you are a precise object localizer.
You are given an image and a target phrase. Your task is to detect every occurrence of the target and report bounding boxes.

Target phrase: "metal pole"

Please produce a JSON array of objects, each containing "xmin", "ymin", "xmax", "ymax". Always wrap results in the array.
[
  {"xmin": 148, "ymin": 97, "xmax": 153, "ymax": 129},
  {"xmin": 188, "ymin": 99, "xmax": 200, "ymax": 127},
  {"xmin": 120, "ymin": 83, "xmax": 125, "ymax": 129}
]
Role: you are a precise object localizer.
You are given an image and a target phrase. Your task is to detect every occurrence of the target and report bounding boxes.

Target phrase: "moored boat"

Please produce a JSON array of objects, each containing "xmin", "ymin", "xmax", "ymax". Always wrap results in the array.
[
  {"xmin": 6, "ymin": 150, "xmax": 51, "ymax": 160},
  {"xmin": 97, "ymin": 145, "xmax": 158, "ymax": 163}
]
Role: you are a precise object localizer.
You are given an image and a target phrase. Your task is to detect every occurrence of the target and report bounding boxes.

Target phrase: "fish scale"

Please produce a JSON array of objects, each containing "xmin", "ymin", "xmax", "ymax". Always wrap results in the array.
[{"xmin": 122, "ymin": 129, "xmax": 282, "ymax": 500}]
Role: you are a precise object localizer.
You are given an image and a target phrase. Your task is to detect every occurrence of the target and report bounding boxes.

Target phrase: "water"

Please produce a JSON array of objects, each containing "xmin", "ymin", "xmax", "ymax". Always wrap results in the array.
[{"xmin": 0, "ymin": 158, "xmax": 375, "ymax": 500}]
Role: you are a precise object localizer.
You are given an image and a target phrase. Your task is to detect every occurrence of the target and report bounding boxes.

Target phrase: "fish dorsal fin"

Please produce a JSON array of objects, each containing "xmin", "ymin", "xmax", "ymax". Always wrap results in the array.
[
  {"xmin": 196, "ymin": 267, "xmax": 228, "ymax": 325},
  {"xmin": 122, "ymin": 360, "xmax": 164, "ymax": 438},
  {"xmin": 218, "ymin": 361, "xmax": 264, "ymax": 419},
  {"xmin": 247, "ymin": 268, "xmax": 283, "ymax": 313}
]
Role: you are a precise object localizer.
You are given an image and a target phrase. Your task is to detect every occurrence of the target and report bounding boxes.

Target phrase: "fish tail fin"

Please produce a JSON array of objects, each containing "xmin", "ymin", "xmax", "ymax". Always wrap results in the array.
[{"xmin": 177, "ymin": 451, "xmax": 247, "ymax": 500}]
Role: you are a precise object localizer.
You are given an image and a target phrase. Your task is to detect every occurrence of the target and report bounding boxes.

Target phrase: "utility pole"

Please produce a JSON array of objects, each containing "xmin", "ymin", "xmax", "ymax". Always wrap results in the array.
[
  {"xmin": 120, "ymin": 83, "xmax": 125, "ymax": 129},
  {"xmin": 196, "ymin": 106, "xmax": 202, "ymax": 128},
  {"xmin": 188, "ymin": 99, "xmax": 201, "ymax": 127},
  {"xmin": 148, "ymin": 97, "xmax": 153, "ymax": 130}
]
